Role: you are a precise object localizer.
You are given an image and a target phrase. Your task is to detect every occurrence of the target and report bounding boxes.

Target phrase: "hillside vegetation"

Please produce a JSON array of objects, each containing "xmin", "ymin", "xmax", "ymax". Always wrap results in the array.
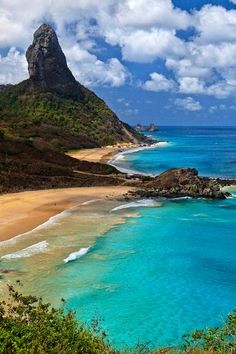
[
  {"xmin": 0, "ymin": 286, "xmax": 235, "ymax": 354},
  {"xmin": 0, "ymin": 80, "xmax": 143, "ymax": 151}
]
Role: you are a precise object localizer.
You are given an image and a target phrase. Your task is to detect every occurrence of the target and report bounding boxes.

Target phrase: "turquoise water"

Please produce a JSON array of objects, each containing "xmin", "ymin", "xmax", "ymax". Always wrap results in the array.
[
  {"xmin": 113, "ymin": 127, "xmax": 236, "ymax": 178},
  {"xmin": 64, "ymin": 197, "xmax": 236, "ymax": 349},
  {"xmin": 61, "ymin": 127, "xmax": 236, "ymax": 349}
]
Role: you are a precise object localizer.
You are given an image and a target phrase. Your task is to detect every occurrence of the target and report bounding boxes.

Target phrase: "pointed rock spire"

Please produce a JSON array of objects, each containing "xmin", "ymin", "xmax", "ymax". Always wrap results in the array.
[{"xmin": 26, "ymin": 24, "xmax": 83, "ymax": 98}]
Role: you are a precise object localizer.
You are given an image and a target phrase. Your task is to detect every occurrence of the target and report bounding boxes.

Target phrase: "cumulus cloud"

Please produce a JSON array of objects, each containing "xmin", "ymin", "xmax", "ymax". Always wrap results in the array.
[
  {"xmin": 118, "ymin": 29, "xmax": 186, "ymax": 63},
  {"xmin": 66, "ymin": 44, "xmax": 130, "ymax": 87},
  {"xmin": 194, "ymin": 5, "xmax": 236, "ymax": 44},
  {"xmin": 178, "ymin": 77, "xmax": 205, "ymax": 94},
  {"xmin": 0, "ymin": 48, "xmax": 27, "ymax": 84},
  {"xmin": 174, "ymin": 97, "xmax": 202, "ymax": 111},
  {"xmin": 142, "ymin": 72, "xmax": 176, "ymax": 92}
]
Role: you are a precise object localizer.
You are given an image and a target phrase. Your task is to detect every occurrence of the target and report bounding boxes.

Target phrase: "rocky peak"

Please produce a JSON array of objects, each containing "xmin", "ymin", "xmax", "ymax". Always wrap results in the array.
[{"xmin": 26, "ymin": 24, "xmax": 83, "ymax": 98}]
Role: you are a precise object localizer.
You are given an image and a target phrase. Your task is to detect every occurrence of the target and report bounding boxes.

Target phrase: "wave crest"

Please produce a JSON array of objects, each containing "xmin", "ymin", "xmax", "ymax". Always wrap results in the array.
[
  {"xmin": 111, "ymin": 199, "xmax": 161, "ymax": 212},
  {"xmin": 64, "ymin": 247, "xmax": 90, "ymax": 263},
  {"xmin": 1, "ymin": 241, "xmax": 48, "ymax": 260}
]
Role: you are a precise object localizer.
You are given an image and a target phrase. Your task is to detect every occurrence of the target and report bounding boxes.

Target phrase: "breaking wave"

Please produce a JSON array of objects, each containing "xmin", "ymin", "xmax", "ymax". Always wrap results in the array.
[
  {"xmin": 1, "ymin": 241, "xmax": 48, "ymax": 260},
  {"xmin": 111, "ymin": 199, "xmax": 161, "ymax": 212},
  {"xmin": 64, "ymin": 247, "xmax": 90, "ymax": 263}
]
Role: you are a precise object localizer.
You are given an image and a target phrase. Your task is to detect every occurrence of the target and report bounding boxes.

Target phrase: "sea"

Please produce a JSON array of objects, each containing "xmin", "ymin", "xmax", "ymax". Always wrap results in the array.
[{"xmin": 0, "ymin": 126, "xmax": 236, "ymax": 350}]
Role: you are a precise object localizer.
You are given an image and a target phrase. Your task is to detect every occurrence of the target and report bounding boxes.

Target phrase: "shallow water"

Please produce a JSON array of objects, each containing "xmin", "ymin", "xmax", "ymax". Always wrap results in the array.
[{"xmin": 1, "ymin": 126, "xmax": 236, "ymax": 349}]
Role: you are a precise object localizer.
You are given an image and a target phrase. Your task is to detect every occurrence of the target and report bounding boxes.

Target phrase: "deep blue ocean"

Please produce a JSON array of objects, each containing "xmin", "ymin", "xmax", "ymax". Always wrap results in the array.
[
  {"xmin": 62, "ymin": 127, "xmax": 236, "ymax": 349},
  {"xmin": 112, "ymin": 126, "xmax": 236, "ymax": 178}
]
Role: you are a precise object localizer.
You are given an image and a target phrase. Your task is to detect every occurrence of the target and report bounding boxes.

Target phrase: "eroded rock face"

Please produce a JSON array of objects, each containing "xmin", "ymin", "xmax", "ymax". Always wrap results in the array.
[{"xmin": 26, "ymin": 24, "xmax": 83, "ymax": 98}]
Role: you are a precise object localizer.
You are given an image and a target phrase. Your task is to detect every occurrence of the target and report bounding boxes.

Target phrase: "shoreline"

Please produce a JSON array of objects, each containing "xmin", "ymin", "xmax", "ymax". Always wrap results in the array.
[
  {"xmin": 2, "ymin": 141, "xmax": 234, "ymax": 245},
  {"xmin": 0, "ymin": 186, "xmax": 132, "ymax": 243},
  {"xmin": 1, "ymin": 142, "xmax": 155, "ymax": 244},
  {"xmin": 108, "ymin": 142, "xmax": 168, "ymax": 175},
  {"xmin": 68, "ymin": 141, "xmax": 165, "ymax": 175}
]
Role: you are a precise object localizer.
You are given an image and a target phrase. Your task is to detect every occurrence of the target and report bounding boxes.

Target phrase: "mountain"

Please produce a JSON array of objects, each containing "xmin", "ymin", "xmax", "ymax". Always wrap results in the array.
[
  {"xmin": 0, "ymin": 24, "xmax": 146, "ymax": 151},
  {"xmin": 0, "ymin": 24, "xmax": 149, "ymax": 193}
]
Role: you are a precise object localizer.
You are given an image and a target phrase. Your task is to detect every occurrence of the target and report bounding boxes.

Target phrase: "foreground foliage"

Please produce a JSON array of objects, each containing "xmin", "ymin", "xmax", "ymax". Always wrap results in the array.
[
  {"xmin": 0, "ymin": 286, "xmax": 115, "ymax": 354},
  {"xmin": 182, "ymin": 309, "xmax": 236, "ymax": 353},
  {"xmin": 0, "ymin": 286, "xmax": 235, "ymax": 353}
]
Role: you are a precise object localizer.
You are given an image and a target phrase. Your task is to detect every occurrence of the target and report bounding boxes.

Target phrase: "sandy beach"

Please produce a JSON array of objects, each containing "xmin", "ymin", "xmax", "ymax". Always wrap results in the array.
[
  {"xmin": 67, "ymin": 143, "xmax": 142, "ymax": 164},
  {"xmin": 0, "ymin": 186, "xmax": 132, "ymax": 243},
  {"xmin": 68, "ymin": 146, "xmax": 118, "ymax": 163}
]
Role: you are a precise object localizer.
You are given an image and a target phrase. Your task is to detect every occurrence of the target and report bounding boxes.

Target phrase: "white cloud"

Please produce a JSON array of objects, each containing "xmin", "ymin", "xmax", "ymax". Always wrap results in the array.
[
  {"xmin": 66, "ymin": 44, "xmax": 129, "ymax": 87},
  {"xmin": 142, "ymin": 72, "xmax": 176, "ymax": 92},
  {"xmin": 178, "ymin": 77, "xmax": 236, "ymax": 99},
  {"xmin": 0, "ymin": 47, "xmax": 27, "ymax": 84},
  {"xmin": 174, "ymin": 97, "xmax": 202, "ymax": 111},
  {"xmin": 113, "ymin": 0, "xmax": 191, "ymax": 30},
  {"xmin": 178, "ymin": 77, "xmax": 205, "ymax": 94},
  {"xmin": 119, "ymin": 29, "xmax": 186, "ymax": 63},
  {"xmin": 194, "ymin": 5, "xmax": 236, "ymax": 44}
]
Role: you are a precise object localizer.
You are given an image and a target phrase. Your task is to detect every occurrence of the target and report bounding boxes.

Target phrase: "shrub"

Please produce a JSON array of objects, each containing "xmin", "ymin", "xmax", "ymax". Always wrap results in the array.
[
  {"xmin": 0, "ymin": 286, "xmax": 116, "ymax": 354},
  {"xmin": 182, "ymin": 309, "xmax": 236, "ymax": 353}
]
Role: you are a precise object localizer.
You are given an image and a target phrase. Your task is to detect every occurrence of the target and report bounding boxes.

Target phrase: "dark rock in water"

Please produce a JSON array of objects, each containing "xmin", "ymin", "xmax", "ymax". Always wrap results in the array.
[
  {"xmin": 135, "ymin": 123, "xmax": 145, "ymax": 132},
  {"xmin": 139, "ymin": 168, "xmax": 228, "ymax": 199},
  {"xmin": 146, "ymin": 123, "xmax": 158, "ymax": 132},
  {"xmin": 26, "ymin": 24, "xmax": 83, "ymax": 98},
  {"xmin": 135, "ymin": 123, "xmax": 158, "ymax": 132}
]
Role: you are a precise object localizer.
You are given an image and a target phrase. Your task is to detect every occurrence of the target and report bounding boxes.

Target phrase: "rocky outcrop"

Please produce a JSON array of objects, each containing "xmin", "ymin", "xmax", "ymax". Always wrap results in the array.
[
  {"xmin": 146, "ymin": 123, "xmax": 158, "ymax": 132},
  {"xmin": 26, "ymin": 24, "xmax": 83, "ymax": 98},
  {"xmin": 136, "ymin": 168, "xmax": 229, "ymax": 199},
  {"xmin": 135, "ymin": 124, "xmax": 145, "ymax": 132},
  {"xmin": 135, "ymin": 123, "xmax": 158, "ymax": 132}
]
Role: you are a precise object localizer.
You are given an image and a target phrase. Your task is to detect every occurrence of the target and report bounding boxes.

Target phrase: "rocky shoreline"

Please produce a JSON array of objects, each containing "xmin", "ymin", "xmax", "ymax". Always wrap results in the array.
[{"xmin": 133, "ymin": 168, "xmax": 231, "ymax": 200}]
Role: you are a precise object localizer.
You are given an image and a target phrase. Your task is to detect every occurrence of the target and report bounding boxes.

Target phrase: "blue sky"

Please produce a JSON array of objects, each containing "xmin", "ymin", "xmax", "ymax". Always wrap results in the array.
[{"xmin": 1, "ymin": 0, "xmax": 236, "ymax": 126}]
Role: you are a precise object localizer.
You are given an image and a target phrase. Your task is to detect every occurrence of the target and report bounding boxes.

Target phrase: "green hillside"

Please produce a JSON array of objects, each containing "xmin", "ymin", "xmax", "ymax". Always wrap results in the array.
[{"xmin": 0, "ymin": 80, "xmax": 144, "ymax": 151}]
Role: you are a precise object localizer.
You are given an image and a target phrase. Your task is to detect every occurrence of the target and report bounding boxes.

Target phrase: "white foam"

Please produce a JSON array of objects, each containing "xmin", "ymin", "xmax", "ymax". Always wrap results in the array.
[
  {"xmin": 171, "ymin": 196, "xmax": 193, "ymax": 200},
  {"xmin": 109, "ymin": 142, "xmax": 169, "ymax": 176},
  {"xmin": 64, "ymin": 247, "xmax": 90, "ymax": 263},
  {"xmin": 227, "ymin": 193, "xmax": 236, "ymax": 199},
  {"xmin": 81, "ymin": 199, "xmax": 102, "ymax": 205},
  {"xmin": 111, "ymin": 199, "xmax": 160, "ymax": 212},
  {"xmin": 1, "ymin": 241, "xmax": 48, "ymax": 260}
]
